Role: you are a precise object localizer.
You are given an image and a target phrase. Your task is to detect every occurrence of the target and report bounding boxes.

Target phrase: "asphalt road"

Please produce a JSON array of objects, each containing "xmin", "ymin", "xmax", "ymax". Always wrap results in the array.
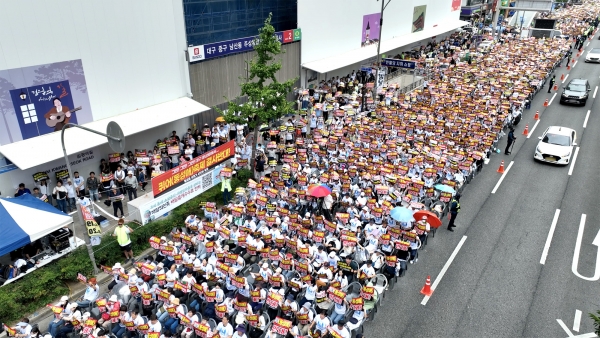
[{"xmin": 366, "ymin": 36, "xmax": 600, "ymax": 338}]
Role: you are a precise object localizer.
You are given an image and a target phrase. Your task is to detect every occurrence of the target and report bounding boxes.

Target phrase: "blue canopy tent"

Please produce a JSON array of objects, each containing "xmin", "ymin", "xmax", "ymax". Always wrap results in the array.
[{"xmin": 0, "ymin": 194, "xmax": 73, "ymax": 257}]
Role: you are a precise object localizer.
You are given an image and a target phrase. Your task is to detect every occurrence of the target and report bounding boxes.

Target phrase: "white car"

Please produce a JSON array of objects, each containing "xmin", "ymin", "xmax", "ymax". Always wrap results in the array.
[
  {"xmin": 585, "ymin": 48, "xmax": 600, "ymax": 63},
  {"xmin": 534, "ymin": 126, "xmax": 577, "ymax": 165}
]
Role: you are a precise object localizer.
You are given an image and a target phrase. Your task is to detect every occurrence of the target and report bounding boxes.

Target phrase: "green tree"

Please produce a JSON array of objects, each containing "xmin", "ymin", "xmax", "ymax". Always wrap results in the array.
[
  {"xmin": 590, "ymin": 310, "xmax": 600, "ymax": 335},
  {"xmin": 217, "ymin": 13, "xmax": 297, "ymax": 176}
]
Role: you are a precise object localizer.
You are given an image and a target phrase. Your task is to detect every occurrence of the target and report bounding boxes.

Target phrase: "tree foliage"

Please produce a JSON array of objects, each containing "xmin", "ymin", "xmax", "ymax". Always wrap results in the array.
[
  {"xmin": 218, "ymin": 13, "xmax": 297, "ymax": 172},
  {"xmin": 590, "ymin": 310, "xmax": 600, "ymax": 335}
]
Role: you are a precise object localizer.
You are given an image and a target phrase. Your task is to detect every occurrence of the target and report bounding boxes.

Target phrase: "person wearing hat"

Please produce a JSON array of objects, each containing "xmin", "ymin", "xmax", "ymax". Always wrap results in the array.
[
  {"xmin": 108, "ymin": 262, "xmax": 124, "ymax": 291},
  {"xmin": 232, "ymin": 324, "xmax": 247, "ymax": 338},
  {"xmin": 505, "ymin": 126, "xmax": 516, "ymax": 155},
  {"xmin": 280, "ymin": 294, "xmax": 298, "ymax": 321},
  {"xmin": 447, "ymin": 193, "xmax": 461, "ymax": 232},
  {"xmin": 113, "ymin": 219, "xmax": 135, "ymax": 264},
  {"xmin": 124, "ymin": 170, "xmax": 139, "ymax": 201},
  {"xmin": 162, "ymin": 298, "xmax": 183, "ymax": 332},
  {"xmin": 13, "ymin": 319, "xmax": 32, "ymax": 338},
  {"xmin": 48, "ymin": 295, "xmax": 71, "ymax": 337}
]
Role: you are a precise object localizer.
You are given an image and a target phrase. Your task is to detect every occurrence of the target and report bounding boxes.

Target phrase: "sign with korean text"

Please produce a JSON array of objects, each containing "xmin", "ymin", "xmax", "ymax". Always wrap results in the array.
[
  {"xmin": 381, "ymin": 58, "xmax": 416, "ymax": 69},
  {"xmin": 80, "ymin": 204, "xmax": 102, "ymax": 237},
  {"xmin": 188, "ymin": 29, "xmax": 302, "ymax": 62},
  {"xmin": 152, "ymin": 140, "xmax": 234, "ymax": 197}
]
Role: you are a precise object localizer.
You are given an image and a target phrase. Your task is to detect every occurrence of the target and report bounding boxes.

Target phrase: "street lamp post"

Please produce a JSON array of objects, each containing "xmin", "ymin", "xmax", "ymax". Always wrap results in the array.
[
  {"xmin": 61, "ymin": 122, "xmax": 125, "ymax": 274},
  {"xmin": 374, "ymin": 0, "xmax": 392, "ymax": 102}
]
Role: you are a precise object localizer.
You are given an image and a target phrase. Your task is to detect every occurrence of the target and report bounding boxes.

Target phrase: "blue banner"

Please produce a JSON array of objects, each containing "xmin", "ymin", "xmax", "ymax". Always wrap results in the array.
[
  {"xmin": 381, "ymin": 59, "xmax": 416, "ymax": 69},
  {"xmin": 10, "ymin": 80, "xmax": 78, "ymax": 140}
]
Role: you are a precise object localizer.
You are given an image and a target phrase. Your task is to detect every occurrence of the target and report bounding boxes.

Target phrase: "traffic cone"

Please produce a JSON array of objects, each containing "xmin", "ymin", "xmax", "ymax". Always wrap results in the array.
[
  {"xmin": 497, "ymin": 160, "xmax": 505, "ymax": 173},
  {"xmin": 567, "ymin": 65, "xmax": 571, "ymax": 70},
  {"xmin": 572, "ymin": 59, "xmax": 576, "ymax": 64},
  {"xmin": 523, "ymin": 124, "xmax": 529, "ymax": 136},
  {"xmin": 420, "ymin": 275, "xmax": 433, "ymax": 296},
  {"xmin": 534, "ymin": 111, "xmax": 539, "ymax": 120},
  {"xmin": 561, "ymin": 74, "xmax": 564, "ymax": 81},
  {"xmin": 544, "ymin": 99, "xmax": 548, "ymax": 107},
  {"xmin": 553, "ymin": 84, "xmax": 558, "ymax": 91}
]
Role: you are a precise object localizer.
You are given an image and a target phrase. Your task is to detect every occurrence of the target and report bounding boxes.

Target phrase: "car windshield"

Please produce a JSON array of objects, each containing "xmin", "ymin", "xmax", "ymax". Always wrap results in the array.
[
  {"xmin": 542, "ymin": 133, "xmax": 571, "ymax": 146},
  {"xmin": 566, "ymin": 84, "xmax": 586, "ymax": 91},
  {"xmin": 591, "ymin": 48, "xmax": 600, "ymax": 53}
]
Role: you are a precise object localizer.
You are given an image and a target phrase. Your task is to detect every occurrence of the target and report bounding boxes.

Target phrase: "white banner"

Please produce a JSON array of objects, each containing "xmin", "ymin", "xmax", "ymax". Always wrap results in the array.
[
  {"xmin": 376, "ymin": 67, "xmax": 387, "ymax": 91},
  {"xmin": 139, "ymin": 164, "xmax": 224, "ymax": 225},
  {"xmin": 187, "ymin": 45, "xmax": 205, "ymax": 62}
]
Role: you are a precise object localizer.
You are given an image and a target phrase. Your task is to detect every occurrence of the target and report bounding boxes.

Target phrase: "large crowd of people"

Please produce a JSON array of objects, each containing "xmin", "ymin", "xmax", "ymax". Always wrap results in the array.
[{"xmin": 5, "ymin": 2, "xmax": 600, "ymax": 338}]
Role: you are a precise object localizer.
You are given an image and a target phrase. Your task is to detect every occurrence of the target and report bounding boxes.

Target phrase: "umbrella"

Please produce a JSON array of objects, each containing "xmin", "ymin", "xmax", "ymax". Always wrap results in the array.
[
  {"xmin": 413, "ymin": 210, "xmax": 443, "ymax": 228},
  {"xmin": 390, "ymin": 207, "xmax": 415, "ymax": 223},
  {"xmin": 307, "ymin": 184, "xmax": 332, "ymax": 197},
  {"xmin": 434, "ymin": 184, "xmax": 456, "ymax": 194},
  {"xmin": 215, "ymin": 116, "xmax": 225, "ymax": 122}
]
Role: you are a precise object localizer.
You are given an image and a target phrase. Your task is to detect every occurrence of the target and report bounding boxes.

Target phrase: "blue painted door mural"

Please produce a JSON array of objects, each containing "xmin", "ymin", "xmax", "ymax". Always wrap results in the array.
[{"xmin": 9, "ymin": 80, "xmax": 78, "ymax": 140}]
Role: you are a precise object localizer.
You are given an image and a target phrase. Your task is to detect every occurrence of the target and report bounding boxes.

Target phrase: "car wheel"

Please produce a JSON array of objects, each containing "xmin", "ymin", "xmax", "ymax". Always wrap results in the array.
[{"xmin": 582, "ymin": 99, "xmax": 587, "ymax": 106}]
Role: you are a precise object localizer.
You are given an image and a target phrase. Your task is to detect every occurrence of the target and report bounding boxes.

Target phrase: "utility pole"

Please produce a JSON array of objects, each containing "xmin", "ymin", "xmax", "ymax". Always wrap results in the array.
[
  {"xmin": 374, "ymin": 0, "xmax": 391, "ymax": 103},
  {"xmin": 61, "ymin": 122, "xmax": 125, "ymax": 275}
]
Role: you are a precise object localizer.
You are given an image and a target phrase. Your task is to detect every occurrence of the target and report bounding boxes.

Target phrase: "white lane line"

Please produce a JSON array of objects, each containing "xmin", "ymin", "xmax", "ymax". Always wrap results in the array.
[
  {"xmin": 421, "ymin": 235, "xmax": 467, "ymax": 306},
  {"xmin": 584, "ymin": 110, "xmax": 591, "ymax": 128},
  {"xmin": 594, "ymin": 86, "xmax": 598, "ymax": 99},
  {"xmin": 540, "ymin": 209, "xmax": 561, "ymax": 265},
  {"xmin": 557, "ymin": 319, "xmax": 576, "ymax": 337},
  {"xmin": 574, "ymin": 309, "xmax": 582, "ymax": 332},
  {"xmin": 587, "ymin": 41, "xmax": 590, "ymax": 47},
  {"xmin": 573, "ymin": 60, "xmax": 578, "ymax": 68},
  {"xmin": 548, "ymin": 92, "xmax": 558, "ymax": 106},
  {"xmin": 491, "ymin": 161, "xmax": 514, "ymax": 194},
  {"xmin": 563, "ymin": 73, "xmax": 570, "ymax": 83},
  {"xmin": 568, "ymin": 147, "xmax": 580, "ymax": 176},
  {"xmin": 527, "ymin": 120, "xmax": 540, "ymax": 139}
]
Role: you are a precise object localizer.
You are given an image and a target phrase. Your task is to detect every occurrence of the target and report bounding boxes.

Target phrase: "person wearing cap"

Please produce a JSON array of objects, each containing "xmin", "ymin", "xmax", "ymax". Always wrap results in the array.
[
  {"xmin": 415, "ymin": 215, "xmax": 431, "ymax": 245},
  {"xmin": 76, "ymin": 277, "xmax": 98, "ymax": 309},
  {"xmin": 163, "ymin": 298, "xmax": 184, "ymax": 334},
  {"xmin": 113, "ymin": 219, "xmax": 135, "ymax": 264},
  {"xmin": 48, "ymin": 295, "xmax": 71, "ymax": 337},
  {"xmin": 108, "ymin": 262, "xmax": 124, "ymax": 291},
  {"xmin": 124, "ymin": 170, "xmax": 139, "ymax": 201},
  {"xmin": 13, "ymin": 319, "xmax": 32, "ymax": 338}
]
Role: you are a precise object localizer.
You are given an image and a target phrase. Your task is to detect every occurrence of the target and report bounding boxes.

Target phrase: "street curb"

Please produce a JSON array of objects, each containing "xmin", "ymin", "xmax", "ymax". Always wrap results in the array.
[{"xmin": 0, "ymin": 247, "xmax": 158, "ymax": 337}]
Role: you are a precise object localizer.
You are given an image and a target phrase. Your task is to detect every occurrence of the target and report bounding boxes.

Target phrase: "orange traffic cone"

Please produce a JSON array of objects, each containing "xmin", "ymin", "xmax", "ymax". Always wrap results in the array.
[
  {"xmin": 577, "ymin": 52, "xmax": 580, "ymax": 57},
  {"xmin": 553, "ymin": 84, "xmax": 558, "ymax": 91},
  {"xmin": 534, "ymin": 111, "xmax": 539, "ymax": 120},
  {"xmin": 572, "ymin": 59, "xmax": 576, "ymax": 64},
  {"xmin": 567, "ymin": 65, "xmax": 571, "ymax": 70},
  {"xmin": 497, "ymin": 160, "xmax": 505, "ymax": 174},
  {"xmin": 561, "ymin": 74, "xmax": 564, "ymax": 81},
  {"xmin": 420, "ymin": 275, "xmax": 433, "ymax": 296},
  {"xmin": 523, "ymin": 124, "xmax": 529, "ymax": 136},
  {"xmin": 544, "ymin": 99, "xmax": 548, "ymax": 107}
]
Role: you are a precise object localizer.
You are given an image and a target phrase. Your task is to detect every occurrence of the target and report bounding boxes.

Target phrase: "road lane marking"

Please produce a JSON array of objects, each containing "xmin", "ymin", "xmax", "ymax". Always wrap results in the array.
[
  {"xmin": 548, "ymin": 92, "xmax": 558, "ymax": 106},
  {"xmin": 574, "ymin": 309, "xmax": 582, "ymax": 332},
  {"xmin": 557, "ymin": 319, "xmax": 576, "ymax": 337},
  {"xmin": 584, "ymin": 110, "xmax": 591, "ymax": 128},
  {"xmin": 563, "ymin": 74, "xmax": 570, "ymax": 83},
  {"xmin": 568, "ymin": 147, "xmax": 580, "ymax": 176},
  {"xmin": 572, "ymin": 214, "xmax": 600, "ymax": 281},
  {"xmin": 587, "ymin": 41, "xmax": 590, "ymax": 47},
  {"xmin": 573, "ymin": 60, "xmax": 578, "ymax": 69},
  {"xmin": 527, "ymin": 120, "xmax": 540, "ymax": 139},
  {"xmin": 491, "ymin": 161, "xmax": 514, "ymax": 194},
  {"xmin": 421, "ymin": 235, "xmax": 467, "ymax": 306},
  {"xmin": 594, "ymin": 86, "xmax": 598, "ymax": 99},
  {"xmin": 540, "ymin": 209, "xmax": 561, "ymax": 265}
]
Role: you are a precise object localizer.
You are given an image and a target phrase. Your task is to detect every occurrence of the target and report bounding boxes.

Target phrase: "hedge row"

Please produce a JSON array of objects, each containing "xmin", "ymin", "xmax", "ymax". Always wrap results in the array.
[{"xmin": 0, "ymin": 169, "xmax": 253, "ymax": 324}]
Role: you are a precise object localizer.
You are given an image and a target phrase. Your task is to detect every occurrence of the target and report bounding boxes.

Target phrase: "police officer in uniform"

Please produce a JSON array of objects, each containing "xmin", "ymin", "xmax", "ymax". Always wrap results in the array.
[{"xmin": 447, "ymin": 194, "xmax": 461, "ymax": 232}]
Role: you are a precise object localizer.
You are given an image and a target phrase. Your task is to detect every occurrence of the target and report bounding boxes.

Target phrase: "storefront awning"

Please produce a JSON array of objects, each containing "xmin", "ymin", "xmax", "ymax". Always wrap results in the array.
[
  {"xmin": 0, "ymin": 97, "xmax": 209, "ymax": 170},
  {"xmin": 302, "ymin": 20, "xmax": 469, "ymax": 74}
]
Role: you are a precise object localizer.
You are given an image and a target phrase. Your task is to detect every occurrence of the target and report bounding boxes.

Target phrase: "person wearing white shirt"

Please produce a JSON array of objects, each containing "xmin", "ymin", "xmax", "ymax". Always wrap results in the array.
[
  {"xmin": 214, "ymin": 317, "xmax": 233, "ymax": 338},
  {"xmin": 13, "ymin": 320, "xmax": 32, "ymax": 338},
  {"xmin": 147, "ymin": 315, "xmax": 162, "ymax": 338},
  {"xmin": 77, "ymin": 278, "xmax": 99, "ymax": 308},
  {"xmin": 165, "ymin": 265, "xmax": 179, "ymax": 289},
  {"xmin": 330, "ymin": 321, "xmax": 351, "ymax": 338},
  {"xmin": 358, "ymin": 261, "xmax": 376, "ymax": 281},
  {"xmin": 309, "ymin": 312, "xmax": 330, "ymax": 337}
]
